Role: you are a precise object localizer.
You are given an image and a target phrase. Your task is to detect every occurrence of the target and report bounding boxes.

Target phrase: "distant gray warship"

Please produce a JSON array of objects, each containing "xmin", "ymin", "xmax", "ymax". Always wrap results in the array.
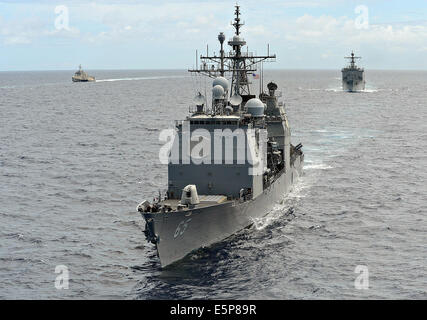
[
  {"xmin": 137, "ymin": 5, "xmax": 304, "ymax": 268},
  {"xmin": 342, "ymin": 52, "xmax": 365, "ymax": 92},
  {"xmin": 72, "ymin": 65, "xmax": 95, "ymax": 82}
]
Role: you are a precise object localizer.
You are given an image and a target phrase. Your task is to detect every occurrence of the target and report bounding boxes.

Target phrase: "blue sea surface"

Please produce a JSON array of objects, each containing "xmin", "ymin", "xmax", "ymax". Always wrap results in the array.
[{"xmin": 0, "ymin": 69, "xmax": 426, "ymax": 299}]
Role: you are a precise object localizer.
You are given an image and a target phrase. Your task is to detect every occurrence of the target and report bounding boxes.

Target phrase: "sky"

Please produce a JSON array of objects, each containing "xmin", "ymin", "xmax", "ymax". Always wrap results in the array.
[{"xmin": 0, "ymin": 0, "xmax": 426, "ymax": 71}]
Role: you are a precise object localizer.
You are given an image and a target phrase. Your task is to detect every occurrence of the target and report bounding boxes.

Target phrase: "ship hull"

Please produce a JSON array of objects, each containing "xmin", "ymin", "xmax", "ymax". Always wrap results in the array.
[
  {"xmin": 342, "ymin": 80, "xmax": 365, "ymax": 92},
  {"xmin": 342, "ymin": 69, "xmax": 365, "ymax": 92},
  {"xmin": 142, "ymin": 155, "xmax": 303, "ymax": 268},
  {"xmin": 72, "ymin": 78, "xmax": 96, "ymax": 82}
]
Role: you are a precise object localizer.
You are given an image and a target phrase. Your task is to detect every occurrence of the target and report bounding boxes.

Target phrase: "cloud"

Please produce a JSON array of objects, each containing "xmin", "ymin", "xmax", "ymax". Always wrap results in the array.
[
  {"xmin": 4, "ymin": 1, "xmax": 425, "ymax": 49},
  {"xmin": 281, "ymin": 14, "xmax": 427, "ymax": 50},
  {"xmin": 0, "ymin": 1, "xmax": 336, "ymax": 46},
  {"xmin": 0, "ymin": 4, "xmax": 81, "ymax": 45},
  {"xmin": 1, "ymin": 1, "xmax": 427, "ymax": 69}
]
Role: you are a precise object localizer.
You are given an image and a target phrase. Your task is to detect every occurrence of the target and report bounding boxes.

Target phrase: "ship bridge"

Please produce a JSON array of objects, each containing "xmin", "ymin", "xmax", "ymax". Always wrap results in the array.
[{"xmin": 167, "ymin": 5, "xmax": 290, "ymax": 200}]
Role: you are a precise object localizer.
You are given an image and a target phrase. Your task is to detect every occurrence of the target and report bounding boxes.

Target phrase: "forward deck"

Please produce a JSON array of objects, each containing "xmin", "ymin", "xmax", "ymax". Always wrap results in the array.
[{"xmin": 151, "ymin": 195, "xmax": 230, "ymax": 213}]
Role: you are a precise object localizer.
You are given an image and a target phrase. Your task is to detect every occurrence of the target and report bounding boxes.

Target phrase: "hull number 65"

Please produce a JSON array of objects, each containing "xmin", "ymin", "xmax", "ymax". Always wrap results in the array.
[{"xmin": 174, "ymin": 218, "xmax": 192, "ymax": 238}]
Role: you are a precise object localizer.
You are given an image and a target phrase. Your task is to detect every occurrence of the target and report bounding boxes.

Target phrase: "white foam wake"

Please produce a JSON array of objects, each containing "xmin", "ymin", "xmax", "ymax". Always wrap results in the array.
[
  {"xmin": 304, "ymin": 163, "xmax": 333, "ymax": 170},
  {"xmin": 96, "ymin": 75, "xmax": 187, "ymax": 82},
  {"xmin": 325, "ymin": 87, "xmax": 378, "ymax": 93},
  {"xmin": 251, "ymin": 203, "xmax": 289, "ymax": 231},
  {"xmin": 250, "ymin": 175, "xmax": 311, "ymax": 231}
]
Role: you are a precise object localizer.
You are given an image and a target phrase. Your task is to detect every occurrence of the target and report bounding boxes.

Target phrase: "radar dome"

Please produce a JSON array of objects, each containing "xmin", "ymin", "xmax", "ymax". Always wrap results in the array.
[
  {"xmin": 246, "ymin": 98, "xmax": 265, "ymax": 117},
  {"xmin": 212, "ymin": 85, "xmax": 225, "ymax": 99},
  {"xmin": 212, "ymin": 77, "xmax": 229, "ymax": 91}
]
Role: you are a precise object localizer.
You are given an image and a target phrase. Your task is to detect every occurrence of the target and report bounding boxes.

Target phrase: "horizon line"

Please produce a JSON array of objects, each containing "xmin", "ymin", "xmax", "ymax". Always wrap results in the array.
[{"xmin": 1, "ymin": 68, "xmax": 427, "ymax": 72}]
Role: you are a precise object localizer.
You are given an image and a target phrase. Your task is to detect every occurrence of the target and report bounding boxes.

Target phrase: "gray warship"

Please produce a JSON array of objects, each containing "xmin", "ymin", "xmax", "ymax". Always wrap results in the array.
[
  {"xmin": 72, "ymin": 65, "xmax": 95, "ymax": 82},
  {"xmin": 137, "ymin": 5, "xmax": 304, "ymax": 268},
  {"xmin": 342, "ymin": 52, "xmax": 365, "ymax": 92}
]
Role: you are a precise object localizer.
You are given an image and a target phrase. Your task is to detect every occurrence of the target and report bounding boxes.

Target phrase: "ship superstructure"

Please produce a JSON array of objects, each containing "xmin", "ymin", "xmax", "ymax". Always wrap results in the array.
[
  {"xmin": 137, "ymin": 5, "xmax": 304, "ymax": 268},
  {"xmin": 341, "ymin": 52, "xmax": 365, "ymax": 92},
  {"xmin": 72, "ymin": 65, "xmax": 95, "ymax": 82}
]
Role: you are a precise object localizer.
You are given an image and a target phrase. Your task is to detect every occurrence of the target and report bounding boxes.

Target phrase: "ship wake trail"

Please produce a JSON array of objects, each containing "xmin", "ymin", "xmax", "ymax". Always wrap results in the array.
[
  {"xmin": 96, "ymin": 76, "xmax": 187, "ymax": 82},
  {"xmin": 304, "ymin": 163, "xmax": 333, "ymax": 170}
]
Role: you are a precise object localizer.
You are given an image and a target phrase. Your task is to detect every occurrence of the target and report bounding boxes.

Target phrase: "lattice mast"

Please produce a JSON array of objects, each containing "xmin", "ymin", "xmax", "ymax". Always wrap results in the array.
[
  {"xmin": 345, "ymin": 51, "xmax": 361, "ymax": 69},
  {"xmin": 188, "ymin": 5, "xmax": 276, "ymax": 98}
]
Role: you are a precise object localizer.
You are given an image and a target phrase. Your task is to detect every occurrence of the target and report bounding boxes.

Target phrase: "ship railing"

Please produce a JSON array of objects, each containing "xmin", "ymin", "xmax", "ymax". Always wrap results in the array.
[{"xmin": 238, "ymin": 188, "xmax": 253, "ymax": 203}]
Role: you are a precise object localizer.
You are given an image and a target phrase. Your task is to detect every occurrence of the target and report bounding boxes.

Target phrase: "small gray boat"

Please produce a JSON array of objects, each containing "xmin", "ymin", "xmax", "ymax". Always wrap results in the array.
[{"xmin": 72, "ymin": 65, "xmax": 95, "ymax": 82}]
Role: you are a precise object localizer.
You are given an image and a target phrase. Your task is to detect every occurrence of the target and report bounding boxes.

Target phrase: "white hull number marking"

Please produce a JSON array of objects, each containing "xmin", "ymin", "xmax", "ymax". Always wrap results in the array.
[{"xmin": 174, "ymin": 218, "xmax": 192, "ymax": 238}]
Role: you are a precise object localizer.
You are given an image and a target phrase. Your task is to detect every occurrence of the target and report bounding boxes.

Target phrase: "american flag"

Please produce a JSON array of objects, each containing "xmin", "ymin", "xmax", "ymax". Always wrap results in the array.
[{"xmin": 252, "ymin": 73, "xmax": 260, "ymax": 79}]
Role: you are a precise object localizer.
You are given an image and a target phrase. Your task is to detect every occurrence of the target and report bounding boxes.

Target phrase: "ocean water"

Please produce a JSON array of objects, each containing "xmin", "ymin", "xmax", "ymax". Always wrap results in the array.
[{"xmin": 0, "ymin": 69, "xmax": 426, "ymax": 299}]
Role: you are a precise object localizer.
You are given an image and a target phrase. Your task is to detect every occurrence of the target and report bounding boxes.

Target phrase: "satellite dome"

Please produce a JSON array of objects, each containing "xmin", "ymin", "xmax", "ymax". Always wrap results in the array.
[
  {"xmin": 246, "ymin": 98, "xmax": 265, "ymax": 117},
  {"xmin": 193, "ymin": 92, "xmax": 205, "ymax": 106},
  {"xmin": 212, "ymin": 85, "xmax": 225, "ymax": 99},
  {"xmin": 230, "ymin": 94, "xmax": 243, "ymax": 106},
  {"xmin": 212, "ymin": 77, "xmax": 229, "ymax": 91}
]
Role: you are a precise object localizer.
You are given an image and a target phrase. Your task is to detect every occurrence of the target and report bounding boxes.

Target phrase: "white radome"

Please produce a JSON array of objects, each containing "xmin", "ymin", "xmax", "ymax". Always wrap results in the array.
[
  {"xmin": 212, "ymin": 85, "xmax": 225, "ymax": 99},
  {"xmin": 230, "ymin": 94, "xmax": 243, "ymax": 106},
  {"xmin": 246, "ymin": 98, "xmax": 265, "ymax": 117},
  {"xmin": 212, "ymin": 77, "xmax": 229, "ymax": 91}
]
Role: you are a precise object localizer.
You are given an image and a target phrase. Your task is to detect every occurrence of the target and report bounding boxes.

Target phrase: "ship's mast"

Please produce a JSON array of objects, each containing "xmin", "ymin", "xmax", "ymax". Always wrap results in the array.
[
  {"xmin": 229, "ymin": 5, "xmax": 246, "ymax": 96},
  {"xmin": 218, "ymin": 32, "xmax": 225, "ymax": 76},
  {"xmin": 188, "ymin": 5, "xmax": 276, "ymax": 98},
  {"xmin": 345, "ymin": 51, "xmax": 361, "ymax": 69}
]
